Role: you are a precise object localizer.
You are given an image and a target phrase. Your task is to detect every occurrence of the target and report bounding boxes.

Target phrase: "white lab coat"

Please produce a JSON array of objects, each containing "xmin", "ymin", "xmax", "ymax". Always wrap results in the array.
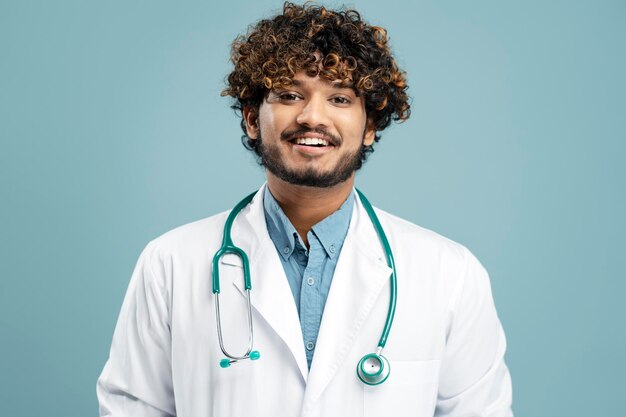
[{"xmin": 97, "ymin": 185, "xmax": 513, "ymax": 417}]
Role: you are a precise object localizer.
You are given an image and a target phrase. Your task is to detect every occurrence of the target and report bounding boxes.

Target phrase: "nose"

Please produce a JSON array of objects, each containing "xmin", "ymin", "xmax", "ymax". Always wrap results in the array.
[{"xmin": 295, "ymin": 95, "xmax": 331, "ymax": 129}]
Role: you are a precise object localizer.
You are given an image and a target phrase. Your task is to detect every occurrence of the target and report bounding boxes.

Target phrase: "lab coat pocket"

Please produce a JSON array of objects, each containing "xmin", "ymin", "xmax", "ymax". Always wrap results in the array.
[{"xmin": 363, "ymin": 359, "xmax": 441, "ymax": 417}]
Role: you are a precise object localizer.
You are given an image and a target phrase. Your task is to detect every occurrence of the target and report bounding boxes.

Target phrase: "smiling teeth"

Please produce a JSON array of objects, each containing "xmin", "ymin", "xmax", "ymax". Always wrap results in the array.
[{"xmin": 294, "ymin": 137, "xmax": 329, "ymax": 146}]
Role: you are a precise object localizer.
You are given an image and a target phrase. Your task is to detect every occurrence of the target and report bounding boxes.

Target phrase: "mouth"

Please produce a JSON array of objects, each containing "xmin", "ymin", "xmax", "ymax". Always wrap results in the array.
[{"xmin": 288, "ymin": 137, "xmax": 335, "ymax": 148}]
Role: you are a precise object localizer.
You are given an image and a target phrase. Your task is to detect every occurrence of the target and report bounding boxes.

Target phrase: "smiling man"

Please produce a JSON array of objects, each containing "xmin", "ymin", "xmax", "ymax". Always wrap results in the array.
[
  {"xmin": 250, "ymin": 74, "xmax": 374, "ymax": 188},
  {"xmin": 97, "ymin": 3, "xmax": 513, "ymax": 416}
]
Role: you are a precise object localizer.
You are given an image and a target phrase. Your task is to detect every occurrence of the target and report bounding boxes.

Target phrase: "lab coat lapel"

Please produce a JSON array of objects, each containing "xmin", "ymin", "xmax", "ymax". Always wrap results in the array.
[
  {"xmin": 222, "ymin": 186, "xmax": 309, "ymax": 382},
  {"xmin": 301, "ymin": 196, "xmax": 393, "ymax": 415}
]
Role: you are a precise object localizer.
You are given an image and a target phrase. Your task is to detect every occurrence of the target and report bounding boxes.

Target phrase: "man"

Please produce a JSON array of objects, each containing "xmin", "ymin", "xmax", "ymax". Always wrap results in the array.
[{"xmin": 97, "ymin": 3, "xmax": 513, "ymax": 416}]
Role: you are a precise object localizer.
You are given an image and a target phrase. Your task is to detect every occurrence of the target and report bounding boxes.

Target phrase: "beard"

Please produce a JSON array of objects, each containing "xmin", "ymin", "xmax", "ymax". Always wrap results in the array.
[{"xmin": 255, "ymin": 131, "xmax": 367, "ymax": 188}]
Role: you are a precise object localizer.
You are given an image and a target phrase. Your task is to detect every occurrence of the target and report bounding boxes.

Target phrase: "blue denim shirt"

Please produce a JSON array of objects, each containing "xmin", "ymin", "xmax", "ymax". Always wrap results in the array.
[{"xmin": 263, "ymin": 187, "xmax": 354, "ymax": 369}]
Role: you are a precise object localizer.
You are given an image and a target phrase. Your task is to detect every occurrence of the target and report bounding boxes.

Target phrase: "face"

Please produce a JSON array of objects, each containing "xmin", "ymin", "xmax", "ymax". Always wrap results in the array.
[{"xmin": 244, "ymin": 71, "xmax": 376, "ymax": 188}]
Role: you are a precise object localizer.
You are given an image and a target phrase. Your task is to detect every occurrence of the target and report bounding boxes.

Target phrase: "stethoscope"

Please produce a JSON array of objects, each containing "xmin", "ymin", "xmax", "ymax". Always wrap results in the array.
[{"xmin": 211, "ymin": 189, "xmax": 397, "ymax": 385}]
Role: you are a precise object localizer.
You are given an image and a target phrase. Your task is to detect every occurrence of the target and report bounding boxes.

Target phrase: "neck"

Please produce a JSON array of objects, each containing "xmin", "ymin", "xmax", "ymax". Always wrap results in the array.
[{"xmin": 266, "ymin": 172, "xmax": 355, "ymax": 248}]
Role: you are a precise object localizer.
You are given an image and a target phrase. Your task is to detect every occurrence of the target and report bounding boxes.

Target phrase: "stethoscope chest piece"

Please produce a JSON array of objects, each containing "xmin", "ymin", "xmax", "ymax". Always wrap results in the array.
[{"xmin": 357, "ymin": 352, "xmax": 390, "ymax": 385}]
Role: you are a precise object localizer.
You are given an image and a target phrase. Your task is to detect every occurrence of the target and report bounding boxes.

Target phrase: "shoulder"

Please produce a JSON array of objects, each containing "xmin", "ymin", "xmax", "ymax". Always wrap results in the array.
[
  {"xmin": 373, "ymin": 207, "xmax": 491, "ymax": 307},
  {"xmin": 142, "ymin": 210, "xmax": 231, "ymax": 261},
  {"xmin": 374, "ymin": 207, "xmax": 472, "ymax": 262}
]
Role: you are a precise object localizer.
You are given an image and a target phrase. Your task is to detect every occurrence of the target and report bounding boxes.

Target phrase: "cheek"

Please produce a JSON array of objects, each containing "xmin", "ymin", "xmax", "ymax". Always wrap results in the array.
[
  {"xmin": 335, "ymin": 112, "xmax": 367, "ymax": 142},
  {"xmin": 258, "ymin": 106, "xmax": 288, "ymax": 138}
]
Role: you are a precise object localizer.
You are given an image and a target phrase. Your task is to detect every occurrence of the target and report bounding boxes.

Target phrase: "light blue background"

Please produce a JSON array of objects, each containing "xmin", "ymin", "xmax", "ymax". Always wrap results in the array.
[{"xmin": 1, "ymin": 1, "xmax": 624, "ymax": 415}]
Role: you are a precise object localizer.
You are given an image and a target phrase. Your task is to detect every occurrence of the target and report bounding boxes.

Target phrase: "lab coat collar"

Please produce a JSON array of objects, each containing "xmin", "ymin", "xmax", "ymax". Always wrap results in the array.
[
  {"xmin": 223, "ymin": 184, "xmax": 309, "ymax": 382},
  {"xmin": 223, "ymin": 184, "xmax": 393, "ymax": 410},
  {"xmin": 301, "ymin": 190, "xmax": 392, "ymax": 416}
]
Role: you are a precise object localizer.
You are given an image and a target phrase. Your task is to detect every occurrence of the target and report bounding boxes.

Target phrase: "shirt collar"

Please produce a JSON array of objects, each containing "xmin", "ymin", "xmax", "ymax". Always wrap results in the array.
[
  {"xmin": 263, "ymin": 187, "xmax": 299, "ymax": 260},
  {"xmin": 263, "ymin": 187, "xmax": 354, "ymax": 260},
  {"xmin": 310, "ymin": 192, "xmax": 354, "ymax": 259}
]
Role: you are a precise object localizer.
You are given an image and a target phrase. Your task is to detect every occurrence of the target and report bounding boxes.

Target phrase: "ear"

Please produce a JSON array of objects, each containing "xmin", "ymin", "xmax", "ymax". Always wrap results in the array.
[
  {"xmin": 363, "ymin": 119, "xmax": 376, "ymax": 146},
  {"xmin": 243, "ymin": 105, "xmax": 260, "ymax": 140}
]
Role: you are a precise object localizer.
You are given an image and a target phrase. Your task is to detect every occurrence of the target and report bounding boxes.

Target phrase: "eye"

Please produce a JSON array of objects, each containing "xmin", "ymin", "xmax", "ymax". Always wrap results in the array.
[
  {"xmin": 331, "ymin": 96, "xmax": 352, "ymax": 105},
  {"xmin": 277, "ymin": 92, "xmax": 302, "ymax": 102}
]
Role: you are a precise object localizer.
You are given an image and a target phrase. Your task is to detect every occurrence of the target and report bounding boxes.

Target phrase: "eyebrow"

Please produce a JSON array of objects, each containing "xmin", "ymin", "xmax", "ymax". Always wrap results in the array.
[{"xmin": 289, "ymin": 79, "xmax": 355, "ymax": 90}]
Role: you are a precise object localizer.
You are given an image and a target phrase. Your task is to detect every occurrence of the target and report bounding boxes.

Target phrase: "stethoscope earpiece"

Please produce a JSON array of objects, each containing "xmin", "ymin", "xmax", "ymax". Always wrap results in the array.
[
  {"xmin": 357, "ymin": 352, "xmax": 390, "ymax": 385},
  {"xmin": 219, "ymin": 350, "xmax": 261, "ymax": 368}
]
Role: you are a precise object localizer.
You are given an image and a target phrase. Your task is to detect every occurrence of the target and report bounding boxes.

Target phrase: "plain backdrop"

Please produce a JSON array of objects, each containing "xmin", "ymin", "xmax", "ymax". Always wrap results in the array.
[{"xmin": 1, "ymin": 0, "xmax": 624, "ymax": 416}]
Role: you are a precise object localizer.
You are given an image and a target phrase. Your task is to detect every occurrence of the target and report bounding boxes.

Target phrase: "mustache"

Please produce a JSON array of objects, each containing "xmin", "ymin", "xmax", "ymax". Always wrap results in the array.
[{"xmin": 280, "ymin": 128, "xmax": 341, "ymax": 146}]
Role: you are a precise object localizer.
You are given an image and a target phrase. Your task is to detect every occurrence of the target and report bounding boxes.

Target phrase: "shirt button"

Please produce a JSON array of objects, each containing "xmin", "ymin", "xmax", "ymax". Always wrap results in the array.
[
  {"xmin": 306, "ymin": 276, "xmax": 315, "ymax": 286},
  {"xmin": 283, "ymin": 246, "xmax": 290, "ymax": 254},
  {"xmin": 306, "ymin": 341, "xmax": 315, "ymax": 351},
  {"xmin": 329, "ymin": 244, "xmax": 336, "ymax": 253}
]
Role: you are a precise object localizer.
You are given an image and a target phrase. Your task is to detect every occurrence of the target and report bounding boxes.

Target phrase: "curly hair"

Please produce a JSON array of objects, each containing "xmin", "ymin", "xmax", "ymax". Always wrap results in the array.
[{"xmin": 222, "ymin": 1, "xmax": 410, "ymax": 160}]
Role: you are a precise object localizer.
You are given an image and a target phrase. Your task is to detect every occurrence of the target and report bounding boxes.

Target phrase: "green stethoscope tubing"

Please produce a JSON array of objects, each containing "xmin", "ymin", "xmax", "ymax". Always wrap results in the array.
[
  {"xmin": 212, "ymin": 191, "xmax": 257, "ymax": 294},
  {"xmin": 212, "ymin": 191, "xmax": 258, "ymax": 368},
  {"xmin": 212, "ymin": 189, "xmax": 397, "ymax": 384},
  {"xmin": 355, "ymin": 189, "xmax": 397, "ymax": 351}
]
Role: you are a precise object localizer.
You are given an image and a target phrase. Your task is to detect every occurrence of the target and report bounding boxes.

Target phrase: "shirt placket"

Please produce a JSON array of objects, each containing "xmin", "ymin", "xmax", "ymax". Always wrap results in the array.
[{"xmin": 299, "ymin": 233, "xmax": 325, "ymax": 367}]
